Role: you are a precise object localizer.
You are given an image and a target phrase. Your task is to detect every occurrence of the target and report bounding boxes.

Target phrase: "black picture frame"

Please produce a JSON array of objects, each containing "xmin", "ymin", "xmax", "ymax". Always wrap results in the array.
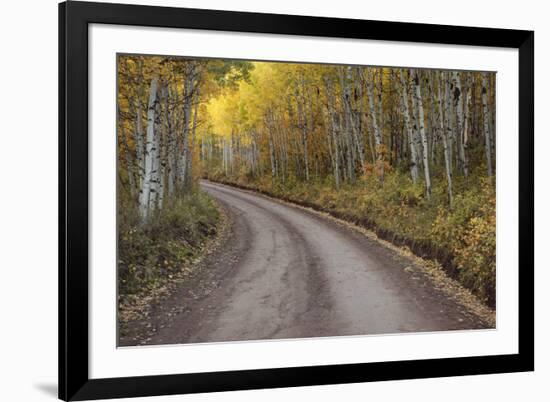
[{"xmin": 59, "ymin": 1, "xmax": 534, "ymax": 400}]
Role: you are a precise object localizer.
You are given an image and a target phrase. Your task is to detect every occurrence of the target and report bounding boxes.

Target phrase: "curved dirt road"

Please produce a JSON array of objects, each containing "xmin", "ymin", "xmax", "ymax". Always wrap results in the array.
[{"xmin": 144, "ymin": 181, "xmax": 489, "ymax": 346}]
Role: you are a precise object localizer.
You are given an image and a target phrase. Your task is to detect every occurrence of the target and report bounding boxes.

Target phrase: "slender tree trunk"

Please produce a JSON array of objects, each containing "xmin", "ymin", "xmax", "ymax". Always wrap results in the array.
[
  {"xmin": 152, "ymin": 89, "xmax": 163, "ymax": 210},
  {"xmin": 180, "ymin": 62, "xmax": 197, "ymax": 190},
  {"xmin": 488, "ymin": 75, "xmax": 496, "ymax": 156},
  {"xmin": 325, "ymin": 77, "xmax": 341, "ymax": 189},
  {"xmin": 297, "ymin": 82, "xmax": 310, "ymax": 181},
  {"xmin": 437, "ymin": 71, "xmax": 453, "ymax": 206},
  {"xmin": 117, "ymin": 105, "xmax": 136, "ymax": 196},
  {"xmin": 187, "ymin": 87, "xmax": 200, "ymax": 187},
  {"xmin": 425, "ymin": 73, "xmax": 437, "ymax": 164},
  {"xmin": 444, "ymin": 72, "xmax": 454, "ymax": 173},
  {"xmin": 409, "ymin": 73, "xmax": 422, "ymax": 166},
  {"xmin": 412, "ymin": 69, "xmax": 431, "ymax": 198},
  {"xmin": 267, "ymin": 111, "xmax": 276, "ymax": 178},
  {"xmin": 399, "ymin": 70, "xmax": 419, "ymax": 183},
  {"xmin": 161, "ymin": 84, "xmax": 176, "ymax": 197},
  {"xmin": 340, "ymin": 68, "xmax": 355, "ymax": 182},
  {"xmin": 377, "ymin": 69, "xmax": 384, "ymax": 143},
  {"xmin": 366, "ymin": 69, "xmax": 384, "ymax": 181},
  {"xmin": 134, "ymin": 61, "xmax": 146, "ymax": 205},
  {"xmin": 343, "ymin": 67, "xmax": 365, "ymax": 170},
  {"xmin": 139, "ymin": 76, "xmax": 158, "ymax": 221},
  {"xmin": 452, "ymin": 71, "xmax": 468, "ymax": 177},
  {"xmin": 462, "ymin": 77, "xmax": 472, "ymax": 178},
  {"xmin": 481, "ymin": 73, "xmax": 493, "ymax": 176}
]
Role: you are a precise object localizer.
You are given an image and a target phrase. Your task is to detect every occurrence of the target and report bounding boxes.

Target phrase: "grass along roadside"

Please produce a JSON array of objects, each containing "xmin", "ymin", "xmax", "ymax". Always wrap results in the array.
[
  {"xmin": 117, "ymin": 190, "xmax": 224, "ymax": 341},
  {"xmin": 204, "ymin": 171, "xmax": 496, "ymax": 310}
]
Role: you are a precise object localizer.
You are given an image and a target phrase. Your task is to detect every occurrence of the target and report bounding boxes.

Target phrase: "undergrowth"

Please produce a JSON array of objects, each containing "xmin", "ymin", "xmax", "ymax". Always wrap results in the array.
[{"xmin": 118, "ymin": 190, "xmax": 220, "ymax": 298}]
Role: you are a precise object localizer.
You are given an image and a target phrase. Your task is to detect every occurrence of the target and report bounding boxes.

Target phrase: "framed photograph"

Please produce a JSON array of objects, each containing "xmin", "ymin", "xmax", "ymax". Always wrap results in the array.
[{"xmin": 59, "ymin": 1, "xmax": 534, "ymax": 400}]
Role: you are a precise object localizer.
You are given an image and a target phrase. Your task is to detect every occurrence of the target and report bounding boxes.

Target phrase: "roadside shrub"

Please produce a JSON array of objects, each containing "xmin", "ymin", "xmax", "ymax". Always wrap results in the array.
[
  {"xmin": 452, "ymin": 180, "xmax": 496, "ymax": 305},
  {"xmin": 118, "ymin": 191, "xmax": 220, "ymax": 297}
]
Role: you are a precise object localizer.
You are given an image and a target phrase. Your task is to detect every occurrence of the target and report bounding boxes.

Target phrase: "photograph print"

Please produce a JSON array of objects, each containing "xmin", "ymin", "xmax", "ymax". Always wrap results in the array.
[{"xmin": 116, "ymin": 54, "xmax": 496, "ymax": 347}]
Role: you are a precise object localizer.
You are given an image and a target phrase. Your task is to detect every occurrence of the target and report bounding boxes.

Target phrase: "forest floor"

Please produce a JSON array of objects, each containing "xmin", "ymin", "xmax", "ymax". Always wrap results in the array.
[{"xmin": 121, "ymin": 181, "xmax": 494, "ymax": 347}]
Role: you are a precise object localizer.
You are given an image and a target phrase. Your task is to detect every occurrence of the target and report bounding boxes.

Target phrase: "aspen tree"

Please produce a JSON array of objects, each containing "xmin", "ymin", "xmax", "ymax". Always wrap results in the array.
[
  {"xmin": 366, "ymin": 69, "xmax": 384, "ymax": 180},
  {"xmin": 481, "ymin": 73, "xmax": 493, "ymax": 177},
  {"xmin": 437, "ymin": 71, "xmax": 453, "ymax": 206},
  {"xmin": 399, "ymin": 70, "xmax": 419, "ymax": 183},
  {"xmin": 452, "ymin": 71, "xmax": 467, "ymax": 177},
  {"xmin": 412, "ymin": 69, "xmax": 431, "ymax": 198},
  {"xmin": 139, "ymin": 76, "xmax": 158, "ymax": 221}
]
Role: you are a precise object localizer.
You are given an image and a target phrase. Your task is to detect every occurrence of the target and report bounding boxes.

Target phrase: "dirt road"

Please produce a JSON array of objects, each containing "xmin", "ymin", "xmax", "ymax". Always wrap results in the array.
[{"xmin": 142, "ymin": 181, "xmax": 489, "ymax": 346}]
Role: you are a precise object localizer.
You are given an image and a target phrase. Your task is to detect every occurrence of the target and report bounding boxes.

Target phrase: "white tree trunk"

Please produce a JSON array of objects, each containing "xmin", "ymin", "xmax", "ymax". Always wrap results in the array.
[
  {"xmin": 186, "ymin": 87, "xmax": 200, "ymax": 187},
  {"xmin": 139, "ymin": 76, "xmax": 159, "ymax": 222},
  {"xmin": 340, "ymin": 68, "xmax": 355, "ymax": 182},
  {"xmin": 437, "ymin": 71, "xmax": 453, "ymax": 206},
  {"xmin": 180, "ymin": 62, "xmax": 197, "ymax": 189},
  {"xmin": 462, "ymin": 77, "xmax": 472, "ymax": 178},
  {"xmin": 366, "ymin": 69, "xmax": 383, "ymax": 180},
  {"xmin": 134, "ymin": 95, "xmax": 145, "ymax": 202},
  {"xmin": 377, "ymin": 69, "xmax": 384, "ymax": 141},
  {"xmin": 481, "ymin": 73, "xmax": 493, "ymax": 176},
  {"xmin": 452, "ymin": 71, "xmax": 468, "ymax": 177},
  {"xmin": 399, "ymin": 70, "xmax": 419, "ymax": 183},
  {"xmin": 342, "ymin": 67, "xmax": 365, "ymax": 171},
  {"xmin": 161, "ymin": 84, "xmax": 176, "ymax": 197},
  {"xmin": 412, "ymin": 69, "xmax": 431, "ymax": 198},
  {"xmin": 325, "ymin": 77, "xmax": 341, "ymax": 189},
  {"xmin": 134, "ymin": 60, "xmax": 145, "ymax": 195},
  {"xmin": 153, "ymin": 92, "xmax": 164, "ymax": 210},
  {"xmin": 444, "ymin": 72, "xmax": 454, "ymax": 173},
  {"xmin": 297, "ymin": 83, "xmax": 310, "ymax": 181}
]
